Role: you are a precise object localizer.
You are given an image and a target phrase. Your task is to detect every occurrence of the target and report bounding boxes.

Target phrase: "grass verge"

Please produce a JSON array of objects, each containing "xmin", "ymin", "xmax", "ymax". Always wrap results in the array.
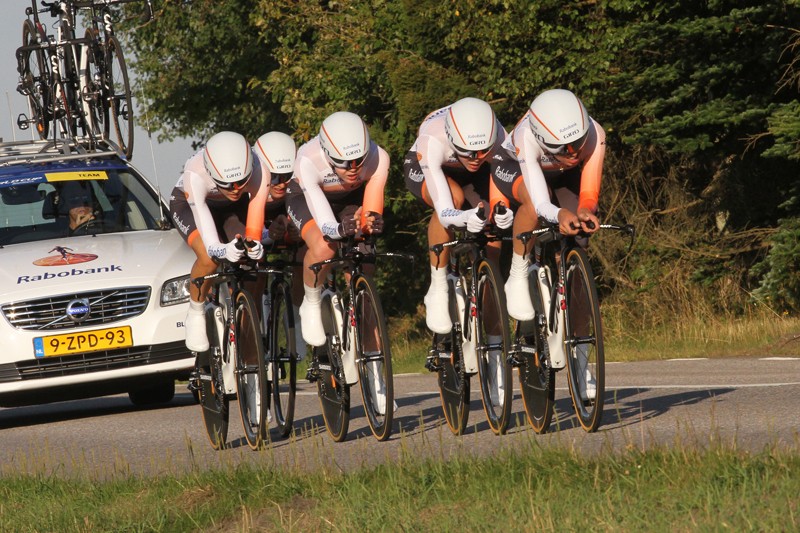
[{"xmin": 0, "ymin": 442, "xmax": 797, "ymax": 532}]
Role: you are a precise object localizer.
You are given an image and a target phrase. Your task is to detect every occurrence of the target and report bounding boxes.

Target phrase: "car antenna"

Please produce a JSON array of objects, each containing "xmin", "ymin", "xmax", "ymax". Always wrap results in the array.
[{"xmin": 139, "ymin": 85, "xmax": 168, "ymax": 227}]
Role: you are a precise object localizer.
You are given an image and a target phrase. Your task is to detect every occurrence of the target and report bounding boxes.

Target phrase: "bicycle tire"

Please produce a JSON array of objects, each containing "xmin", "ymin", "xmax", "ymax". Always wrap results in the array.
[
  {"xmin": 563, "ymin": 247, "xmax": 605, "ymax": 432},
  {"xmin": 474, "ymin": 258, "xmax": 512, "ymax": 435},
  {"xmin": 269, "ymin": 279, "xmax": 297, "ymax": 438},
  {"xmin": 104, "ymin": 35, "xmax": 133, "ymax": 158},
  {"xmin": 198, "ymin": 304, "xmax": 229, "ymax": 450},
  {"xmin": 61, "ymin": 41, "xmax": 84, "ymax": 138},
  {"xmin": 353, "ymin": 273, "xmax": 394, "ymax": 441},
  {"xmin": 316, "ymin": 290, "xmax": 350, "ymax": 442},
  {"xmin": 437, "ymin": 274, "xmax": 470, "ymax": 436},
  {"xmin": 81, "ymin": 28, "xmax": 106, "ymax": 139},
  {"xmin": 518, "ymin": 264, "xmax": 555, "ymax": 434},
  {"xmin": 234, "ymin": 289, "xmax": 269, "ymax": 450},
  {"xmin": 19, "ymin": 20, "xmax": 50, "ymax": 139}
]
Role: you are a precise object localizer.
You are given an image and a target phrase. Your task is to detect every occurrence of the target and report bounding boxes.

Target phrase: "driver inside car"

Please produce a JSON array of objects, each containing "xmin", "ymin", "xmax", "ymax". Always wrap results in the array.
[{"xmin": 59, "ymin": 182, "xmax": 97, "ymax": 233}]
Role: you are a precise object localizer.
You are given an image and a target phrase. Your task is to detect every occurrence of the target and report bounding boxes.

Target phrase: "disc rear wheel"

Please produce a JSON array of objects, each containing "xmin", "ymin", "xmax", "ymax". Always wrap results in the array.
[
  {"xmin": 235, "ymin": 290, "xmax": 268, "ymax": 450},
  {"xmin": 437, "ymin": 276, "xmax": 470, "ymax": 436},
  {"xmin": 198, "ymin": 304, "xmax": 229, "ymax": 450},
  {"xmin": 316, "ymin": 291, "xmax": 350, "ymax": 442}
]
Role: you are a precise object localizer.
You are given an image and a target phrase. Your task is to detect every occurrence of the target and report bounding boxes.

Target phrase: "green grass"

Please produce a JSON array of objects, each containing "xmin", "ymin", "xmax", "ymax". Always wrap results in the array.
[{"xmin": 0, "ymin": 442, "xmax": 798, "ymax": 532}]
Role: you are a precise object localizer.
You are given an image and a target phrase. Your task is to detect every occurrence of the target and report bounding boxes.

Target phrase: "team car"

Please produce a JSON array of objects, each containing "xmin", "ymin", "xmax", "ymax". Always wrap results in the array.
[{"xmin": 0, "ymin": 139, "xmax": 194, "ymax": 408}]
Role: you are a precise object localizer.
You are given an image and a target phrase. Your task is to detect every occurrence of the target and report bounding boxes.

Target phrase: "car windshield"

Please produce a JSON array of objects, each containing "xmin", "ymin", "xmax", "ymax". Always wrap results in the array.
[{"xmin": 0, "ymin": 161, "xmax": 168, "ymax": 246}]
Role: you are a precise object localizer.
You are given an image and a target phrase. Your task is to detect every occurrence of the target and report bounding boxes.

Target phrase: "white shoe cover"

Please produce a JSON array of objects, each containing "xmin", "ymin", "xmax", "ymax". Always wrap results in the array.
[
  {"xmin": 299, "ymin": 298, "xmax": 326, "ymax": 347},
  {"xmin": 185, "ymin": 306, "xmax": 209, "ymax": 352},
  {"xmin": 424, "ymin": 284, "xmax": 451, "ymax": 334},
  {"xmin": 505, "ymin": 275, "xmax": 535, "ymax": 321}
]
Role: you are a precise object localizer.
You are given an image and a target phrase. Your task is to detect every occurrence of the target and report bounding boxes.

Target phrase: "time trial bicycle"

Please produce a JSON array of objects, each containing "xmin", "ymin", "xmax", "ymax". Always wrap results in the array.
[
  {"xmin": 306, "ymin": 233, "xmax": 412, "ymax": 442},
  {"xmin": 190, "ymin": 237, "xmax": 267, "ymax": 450},
  {"xmin": 426, "ymin": 206, "xmax": 513, "ymax": 436},
  {"xmin": 512, "ymin": 222, "xmax": 635, "ymax": 433}
]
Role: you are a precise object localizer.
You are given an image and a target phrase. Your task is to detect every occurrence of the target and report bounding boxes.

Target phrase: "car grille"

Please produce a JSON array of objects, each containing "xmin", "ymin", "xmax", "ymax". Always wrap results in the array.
[
  {"xmin": 1, "ymin": 287, "xmax": 151, "ymax": 331},
  {"xmin": 0, "ymin": 341, "xmax": 191, "ymax": 383}
]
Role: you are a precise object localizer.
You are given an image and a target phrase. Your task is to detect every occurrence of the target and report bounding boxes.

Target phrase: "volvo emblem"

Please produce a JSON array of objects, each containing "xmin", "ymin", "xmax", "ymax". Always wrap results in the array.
[{"xmin": 66, "ymin": 298, "xmax": 91, "ymax": 323}]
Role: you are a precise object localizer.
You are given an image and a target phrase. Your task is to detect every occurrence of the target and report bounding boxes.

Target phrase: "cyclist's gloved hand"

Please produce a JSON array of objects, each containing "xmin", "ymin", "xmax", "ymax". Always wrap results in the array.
[
  {"xmin": 224, "ymin": 239, "xmax": 245, "ymax": 262},
  {"xmin": 338, "ymin": 215, "xmax": 359, "ymax": 237},
  {"xmin": 493, "ymin": 206, "xmax": 514, "ymax": 229},
  {"xmin": 246, "ymin": 239, "xmax": 264, "ymax": 260},
  {"xmin": 268, "ymin": 216, "xmax": 288, "ymax": 241},
  {"xmin": 465, "ymin": 207, "xmax": 486, "ymax": 234},
  {"xmin": 367, "ymin": 211, "xmax": 384, "ymax": 235}
]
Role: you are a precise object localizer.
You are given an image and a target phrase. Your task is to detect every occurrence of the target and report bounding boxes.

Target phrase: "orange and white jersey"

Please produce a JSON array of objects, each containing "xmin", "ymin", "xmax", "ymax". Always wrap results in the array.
[
  {"xmin": 174, "ymin": 149, "xmax": 269, "ymax": 251},
  {"xmin": 294, "ymin": 136, "xmax": 389, "ymax": 237},
  {"xmin": 411, "ymin": 105, "xmax": 509, "ymax": 227},
  {"xmin": 505, "ymin": 112, "xmax": 606, "ymax": 223}
]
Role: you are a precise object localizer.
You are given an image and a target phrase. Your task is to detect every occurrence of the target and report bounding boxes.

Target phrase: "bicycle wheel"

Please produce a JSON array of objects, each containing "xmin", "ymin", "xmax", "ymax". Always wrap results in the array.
[
  {"xmin": 518, "ymin": 265, "xmax": 555, "ymax": 434},
  {"xmin": 81, "ymin": 29, "xmax": 107, "ymax": 139},
  {"xmin": 353, "ymin": 273, "xmax": 394, "ymax": 441},
  {"xmin": 19, "ymin": 20, "xmax": 50, "ymax": 139},
  {"xmin": 474, "ymin": 258, "xmax": 512, "ymax": 435},
  {"xmin": 316, "ymin": 290, "xmax": 350, "ymax": 442},
  {"xmin": 269, "ymin": 279, "xmax": 297, "ymax": 438},
  {"xmin": 234, "ymin": 289, "xmax": 268, "ymax": 450},
  {"xmin": 437, "ymin": 275, "xmax": 470, "ymax": 436},
  {"xmin": 60, "ymin": 42, "xmax": 84, "ymax": 138},
  {"xmin": 198, "ymin": 304, "xmax": 229, "ymax": 450},
  {"xmin": 563, "ymin": 247, "xmax": 605, "ymax": 432},
  {"xmin": 104, "ymin": 36, "xmax": 133, "ymax": 158}
]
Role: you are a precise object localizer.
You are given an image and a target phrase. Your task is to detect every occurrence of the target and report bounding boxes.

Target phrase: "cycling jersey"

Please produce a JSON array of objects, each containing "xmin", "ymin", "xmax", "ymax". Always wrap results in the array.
[
  {"xmin": 292, "ymin": 136, "xmax": 389, "ymax": 239},
  {"xmin": 407, "ymin": 104, "xmax": 510, "ymax": 228},
  {"xmin": 171, "ymin": 149, "xmax": 269, "ymax": 258},
  {"xmin": 504, "ymin": 112, "xmax": 606, "ymax": 223}
]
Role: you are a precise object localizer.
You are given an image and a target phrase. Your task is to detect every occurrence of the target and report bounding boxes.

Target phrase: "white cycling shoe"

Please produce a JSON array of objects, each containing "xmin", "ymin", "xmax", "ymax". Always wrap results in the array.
[
  {"xmin": 575, "ymin": 345, "xmax": 597, "ymax": 401},
  {"xmin": 368, "ymin": 360, "xmax": 398, "ymax": 415},
  {"xmin": 424, "ymin": 284, "xmax": 452, "ymax": 334},
  {"xmin": 185, "ymin": 305, "xmax": 209, "ymax": 353},
  {"xmin": 488, "ymin": 344, "xmax": 505, "ymax": 408},
  {"xmin": 504, "ymin": 275, "xmax": 535, "ymax": 321},
  {"xmin": 299, "ymin": 298, "xmax": 326, "ymax": 347}
]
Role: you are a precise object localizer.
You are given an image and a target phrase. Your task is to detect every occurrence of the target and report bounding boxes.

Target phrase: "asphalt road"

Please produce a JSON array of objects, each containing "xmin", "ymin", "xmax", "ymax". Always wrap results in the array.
[{"xmin": 0, "ymin": 356, "xmax": 798, "ymax": 479}]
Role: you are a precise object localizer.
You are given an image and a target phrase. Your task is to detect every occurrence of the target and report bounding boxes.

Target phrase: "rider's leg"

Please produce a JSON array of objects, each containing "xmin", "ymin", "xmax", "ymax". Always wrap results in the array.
[
  {"xmin": 423, "ymin": 179, "xmax": 463, "ymax": 334},
  {"xmin": 505, "ymin": 182, "xmax": 537, "ymax": 321},
  {"xmin": 185, "ymin": 234, "xmax": 217, "ymax": 352},
  {"xmin": 299, "ymin": 223, "xmax": 335, "ymax": 347}
]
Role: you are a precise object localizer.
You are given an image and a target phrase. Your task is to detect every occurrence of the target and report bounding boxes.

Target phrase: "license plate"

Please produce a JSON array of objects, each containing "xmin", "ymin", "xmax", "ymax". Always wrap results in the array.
[{"xmin": 33, "ymin": 326, "xmax": 134, "ymax": 358}]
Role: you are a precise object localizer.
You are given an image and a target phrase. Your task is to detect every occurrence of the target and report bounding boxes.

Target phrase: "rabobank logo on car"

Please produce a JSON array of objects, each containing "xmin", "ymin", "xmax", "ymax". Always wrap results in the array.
[{"xmin": 18, "ymin": 264, "xmax": 123, "ymax": 284}]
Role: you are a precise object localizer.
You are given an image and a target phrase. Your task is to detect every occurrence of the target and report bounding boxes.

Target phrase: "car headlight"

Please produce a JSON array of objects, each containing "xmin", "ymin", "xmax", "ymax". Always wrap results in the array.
[{"xmin": 161, "ymin": 275, "xmax": 191, "ymax": 306}]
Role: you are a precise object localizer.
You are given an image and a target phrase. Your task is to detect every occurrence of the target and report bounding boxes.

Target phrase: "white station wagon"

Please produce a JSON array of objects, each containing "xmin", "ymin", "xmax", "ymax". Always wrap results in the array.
[{"xmin": 0, "ymin": 139, "xmax": 194, "ymax": 408}]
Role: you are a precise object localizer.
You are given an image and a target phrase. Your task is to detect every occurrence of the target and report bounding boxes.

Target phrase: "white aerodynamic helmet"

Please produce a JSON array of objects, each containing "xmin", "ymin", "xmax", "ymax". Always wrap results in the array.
[
  {"xmin": 319, "ymin": 111, "xmax": 371, "ymax": 169},
  {"xmin": 528, "ymin": 89, "xmax": 591, "ymax": 156},
  {"xmin": 255, "ymin": 131, "xmax": 296, "ymax": 183},
  {"xmin": 444, "ymin": 97, "xmax": 497, "ymax": 158},
  {"xmin": 203, "ymin": 131, "xmax": 253, "ymax": 190}
]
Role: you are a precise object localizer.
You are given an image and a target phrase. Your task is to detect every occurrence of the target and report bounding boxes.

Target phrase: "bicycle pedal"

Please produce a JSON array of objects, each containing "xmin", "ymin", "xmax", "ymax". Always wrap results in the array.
[
  {"xmin": 425, "ymin": 355, "xmax": 443, "ymax": 373},
  {"xmin": 305, "ymin": 367, "xmax": 319, "ymax": 383}
]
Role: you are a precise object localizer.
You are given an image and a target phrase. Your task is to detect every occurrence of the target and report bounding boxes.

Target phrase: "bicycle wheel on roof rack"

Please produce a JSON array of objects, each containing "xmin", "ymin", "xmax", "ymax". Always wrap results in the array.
[
  {"xmin": 19, "ymin": 20, "xmax": 51, "ymax": 140},
  {"xmin": 104, "ymin": 35, "xmax": 133, "ymax": 158}
]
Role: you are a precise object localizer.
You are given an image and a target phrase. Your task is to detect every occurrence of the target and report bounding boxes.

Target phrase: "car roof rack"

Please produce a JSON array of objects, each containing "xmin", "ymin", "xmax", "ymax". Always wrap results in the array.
[{"xmin": 0, "ymin": 138, "xmax": 126, "ymax": 168}]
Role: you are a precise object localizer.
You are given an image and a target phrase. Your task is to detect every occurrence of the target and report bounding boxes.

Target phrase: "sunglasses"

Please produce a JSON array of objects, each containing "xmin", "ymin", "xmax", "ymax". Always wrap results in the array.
[
  {"xmin": 327, "ymin": 152, "xmax": 368, "ymax": 170},
  {"xmin": 270, "ymin": 171, "xmax": 292, "ymax": 186},
  {"xmin": 540, "ymin": 131, "xmax": 589, "ymax": 156},
  {"xmin": 452, "ymin": 144, "xmax": 492, "ymax": 160},
  {"xmin": 213, "ymin": 173, "xmax": 251, "ymax": 191}
]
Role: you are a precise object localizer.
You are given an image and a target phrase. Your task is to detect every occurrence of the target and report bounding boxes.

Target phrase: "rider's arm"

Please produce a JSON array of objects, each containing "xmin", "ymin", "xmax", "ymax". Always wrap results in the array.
[
  {"xmin": 513, "ymin": 123, "xmax": 562, "ymax": 224},
  {"xmin": 184, "ymin": 169, "xmax": 227, "ymax": 258},
  {"xmin": 359, "ymin": 146, "xmax": 390, "ymax": 228},
  {"xmin": 243, "ymin": 159, "xmax": 269, "ymax": 242},
  {"xmin": 577, "ymin": 121, "xmax": 606, "ymax": 214},
  {"xmin": 295, "ymin": 156, "xmax": 341, "ymax": 238},
  {"xmin": 417, "ymin": 134, "xmax": 474, "ymax": 228}
]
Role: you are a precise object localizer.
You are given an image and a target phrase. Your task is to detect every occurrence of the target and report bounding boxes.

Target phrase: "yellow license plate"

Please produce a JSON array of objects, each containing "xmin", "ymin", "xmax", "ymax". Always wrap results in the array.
[{"xmin": 33, "ymin": 326, "xmax": 133, "ymax": 357}]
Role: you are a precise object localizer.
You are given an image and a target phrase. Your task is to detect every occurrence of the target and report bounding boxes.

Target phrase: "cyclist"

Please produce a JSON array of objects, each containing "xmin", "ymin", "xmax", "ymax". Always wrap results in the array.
[
  {"xmin": 170, "ymin": 131, "xmax": 269, "ymax": 352},
  {"xmin": 503, "ymin": 88, "xmax": 606, "ymax": 399},
  {"xmin": 253, "ymin": 130, "xmax": 307, "ymax": 360},
  {"xmin": 403, "ymin": 96, "xmax": 515, "ymax": 405},
  {"xmin": 286, "ymin": 111, "xmax": 389, "ymax": 349}
]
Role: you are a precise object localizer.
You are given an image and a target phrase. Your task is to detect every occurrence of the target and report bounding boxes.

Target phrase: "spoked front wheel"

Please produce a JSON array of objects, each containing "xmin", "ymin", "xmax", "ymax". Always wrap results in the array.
[
  {"xmin": 518, "ymin": 265, "xmax": 555, "ymax": 434},
  {"xmin": 234, "ymin": 289, "xmax": 269, "ymax": 450},
  {"xmin": 563, "ymin": 247, "xmax": 605, "ymax": 432},
  {"xmin": 198, "ymin": 305, "xmax": 229, "ymax": 450},
  {"xmin": 105, "ymin": 36, "xmax": 133, "ymax": 158},
  {"xmin": 269, "ymin": 280, "xmax": 297, "ymax": 438},
  {"xmin": 474, "ymin": 258, "xmax": 512, "ymax": 435},
  {"xmin": 353, "ymin": 274, "xmax": 394, "ymax": 441},
  {"xmin": 316, "ymin": 291, "xmax": 350, "ymax": 442},
  {"xmin": 19, "ymin": 20, "xmax": 50, "ymax": 139}
]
